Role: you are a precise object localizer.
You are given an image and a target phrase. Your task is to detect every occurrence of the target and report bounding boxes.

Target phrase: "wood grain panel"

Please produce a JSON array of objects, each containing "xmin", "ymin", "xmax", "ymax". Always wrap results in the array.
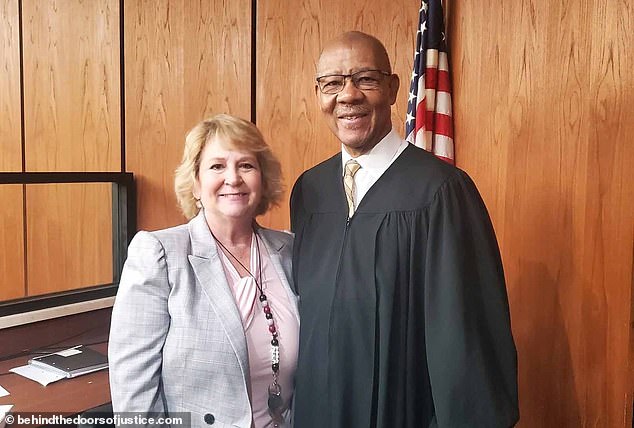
[
  {"xmin": 0, "ymin": 0, "xmax": 21, "ymax": 171},
  {"xmin": 449, "ymin": 0, "xmax": 634, "ymax": 426},
  {"xmin": 22, "ymin": 0, "xmax": 120, "ymax": 172},
  {"xmin": 0, "ymin": 185, "xmax": 25, "ymax": 301},
  {"xmin": 26, "ymin": 183, "xmax": 113, "ymax": 296},
  {"xmin": 256, "ymin": 0, "xmax": 420, "ymax": 230},
  {"xmin": 587, "ymin": 2, "xmax": 634, "ymax": 424},
  {"xmin": 125, "ymin": 0, "xmax": 251, "ymax": 231}
]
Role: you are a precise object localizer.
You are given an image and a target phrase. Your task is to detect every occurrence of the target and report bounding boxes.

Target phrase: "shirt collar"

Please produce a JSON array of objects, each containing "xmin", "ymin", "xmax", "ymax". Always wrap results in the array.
[{"xmin": 341, "ymin": 129, "xmax": 403, "ymax": 175}]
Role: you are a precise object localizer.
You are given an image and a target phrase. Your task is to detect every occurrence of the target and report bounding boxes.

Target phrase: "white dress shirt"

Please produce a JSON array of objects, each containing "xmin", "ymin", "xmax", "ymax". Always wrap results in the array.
[{"xmin": 341, "ymin": 129, "xmax": 408, "ymax": 211}]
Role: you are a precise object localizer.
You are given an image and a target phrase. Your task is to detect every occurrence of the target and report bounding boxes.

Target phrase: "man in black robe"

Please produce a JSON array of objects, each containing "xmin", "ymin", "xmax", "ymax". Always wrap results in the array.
[{"xmin": 290, "ymin": 31, "xmax": 519, "ymax": 427}]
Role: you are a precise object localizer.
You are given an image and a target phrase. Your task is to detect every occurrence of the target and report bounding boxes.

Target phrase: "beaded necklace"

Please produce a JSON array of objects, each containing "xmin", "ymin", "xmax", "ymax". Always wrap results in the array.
[{"xmin": 210, "ymin": 229, "xmax": 285, "ymax": 427}]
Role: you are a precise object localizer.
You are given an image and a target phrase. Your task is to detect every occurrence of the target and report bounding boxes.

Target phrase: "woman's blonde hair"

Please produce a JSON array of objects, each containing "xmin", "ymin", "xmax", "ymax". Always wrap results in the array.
[{"xmin": 174, "ymin": 114, "xmax": 283, "ymax": 219}]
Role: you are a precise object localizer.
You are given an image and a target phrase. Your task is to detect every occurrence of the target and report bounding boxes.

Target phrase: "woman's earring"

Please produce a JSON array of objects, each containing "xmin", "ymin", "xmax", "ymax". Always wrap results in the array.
[{"xmin": 195, "ymin": 198, "xmax": 202, "ymax": 209}]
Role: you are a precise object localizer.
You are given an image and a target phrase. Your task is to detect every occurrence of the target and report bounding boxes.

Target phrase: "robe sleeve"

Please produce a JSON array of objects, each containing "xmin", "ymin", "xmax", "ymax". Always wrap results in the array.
[
  {"xmin": 424, "ymin": 171, "xmax": 519, "ymax": 427},
  {"xmin": 289, "ymin": 174, "xmax": 305, "ymax": 294},
  {"xmin": 290, "ymin": 173, "xmax": 305, "ymax": 234}
]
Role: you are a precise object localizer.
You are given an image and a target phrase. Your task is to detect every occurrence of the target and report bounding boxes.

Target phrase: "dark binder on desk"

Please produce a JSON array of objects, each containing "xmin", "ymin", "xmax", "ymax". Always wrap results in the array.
[{"xmin": 28, "ymin": 345, "xmax": 108, "ymax": 378}]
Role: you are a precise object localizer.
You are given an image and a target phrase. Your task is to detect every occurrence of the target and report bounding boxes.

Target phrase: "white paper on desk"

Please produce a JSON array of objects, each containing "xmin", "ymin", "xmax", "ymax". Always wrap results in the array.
[
  {"xmin": 0, "ymin": 384, "xmax": 8, "ymax": 397},
  {"xmin": 9, "ymin": 364, "xmax": 65, "ymax": 386},
  {"xmin": 1, "ymin": 404, "xmax": 14, "ymax": 424},
  {"xmin": 55, "ymin": 347, "xmax": 82, "ymax": 357}
]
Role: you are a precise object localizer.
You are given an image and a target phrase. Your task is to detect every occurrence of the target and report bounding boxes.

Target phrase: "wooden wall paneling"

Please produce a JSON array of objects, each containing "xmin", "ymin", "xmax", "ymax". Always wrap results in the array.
[
  {"xmin": 449, "ymin": 0, "xmax": 634, "ymax": 426},
  {"xmin": 0, "ymin": 0, "xmax": 21, "ymax": 172},
  {"xmin": 22, "ymin": 0, "xmax": 120, "ymax": 172},
  {"xmin": 0, "ymin": 0, "xmax": 24, "ymax": 302},
  {"xmin": 25, "ymin": 183, "xmax": 113, "ymax": 296},
  {"xmin": 0, "ymin": 185, "xmax": 25, "ymax": 301},
  {"xmin": 19, "ymin": 0, "xmax": 118, "ymax": 303},
  {"xmin": 256, "ymin": 0, "xmax": 420, "ymax": 230},
  {"xmin": 587, "ymin": 1, "xmax": 634, "ymax": 424},
  {"xmin": 124, "ymin": 0, "xmax": 252, "ymax": 231}
]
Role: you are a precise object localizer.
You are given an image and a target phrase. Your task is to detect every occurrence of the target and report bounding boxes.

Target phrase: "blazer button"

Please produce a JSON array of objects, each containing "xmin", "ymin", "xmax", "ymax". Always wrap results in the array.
[{"xmin": 204, "ymin": 413, "xmax": 215, "ymax": 424}]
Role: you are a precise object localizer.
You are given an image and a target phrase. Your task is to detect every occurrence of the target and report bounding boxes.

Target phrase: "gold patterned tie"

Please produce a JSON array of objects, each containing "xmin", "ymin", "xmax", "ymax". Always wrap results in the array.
[{"xmin": 344, "ymin": 159, "xmax": 361, "ymax": 218}]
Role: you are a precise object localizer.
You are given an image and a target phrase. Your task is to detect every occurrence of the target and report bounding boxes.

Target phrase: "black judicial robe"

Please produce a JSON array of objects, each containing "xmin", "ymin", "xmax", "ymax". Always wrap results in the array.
[{"xmin": 290, "ymin": 144, "xmax": 519, "ymax": 428}]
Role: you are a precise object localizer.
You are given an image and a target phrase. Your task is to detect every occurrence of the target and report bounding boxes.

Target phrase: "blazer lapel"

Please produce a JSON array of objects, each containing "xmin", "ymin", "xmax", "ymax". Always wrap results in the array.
[
  {"xmin": 187, "ymin": 212, "xmax": 250, "ymax": 380},
  {"xmin": 257, "ymin": 228, "xmax": 300, "ymax": 322}
]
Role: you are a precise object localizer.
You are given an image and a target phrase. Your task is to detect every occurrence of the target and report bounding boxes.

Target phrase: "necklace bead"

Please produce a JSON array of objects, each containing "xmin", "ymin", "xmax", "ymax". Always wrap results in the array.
[{"xmin": 210, "ymin": 229, "xmax": 285, "ymax": 424}]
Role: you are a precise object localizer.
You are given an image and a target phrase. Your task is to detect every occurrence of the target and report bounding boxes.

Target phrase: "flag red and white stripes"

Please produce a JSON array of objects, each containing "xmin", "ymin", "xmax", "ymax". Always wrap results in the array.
[{"xmin": 405, "ymin": 0, "xmax": 455, "ymax": 164}]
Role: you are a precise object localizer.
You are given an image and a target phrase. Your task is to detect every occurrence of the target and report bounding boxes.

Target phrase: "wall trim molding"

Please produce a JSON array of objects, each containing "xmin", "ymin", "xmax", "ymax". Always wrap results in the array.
[{"xmin": 0, "ymin": 296, "xmax": 115, "ymax": 329}]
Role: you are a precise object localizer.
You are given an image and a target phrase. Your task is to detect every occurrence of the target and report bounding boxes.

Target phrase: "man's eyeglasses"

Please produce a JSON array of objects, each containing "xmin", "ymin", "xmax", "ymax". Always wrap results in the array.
[{"xmin": 316, "ymin": 69, "xmax": 392, "ymax": 94}]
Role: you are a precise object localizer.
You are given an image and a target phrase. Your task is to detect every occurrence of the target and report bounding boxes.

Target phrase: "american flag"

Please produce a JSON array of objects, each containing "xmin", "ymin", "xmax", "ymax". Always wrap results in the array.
[{"xmin": 405, "ymin": 0, "xmax": 454, "ymax": 164}]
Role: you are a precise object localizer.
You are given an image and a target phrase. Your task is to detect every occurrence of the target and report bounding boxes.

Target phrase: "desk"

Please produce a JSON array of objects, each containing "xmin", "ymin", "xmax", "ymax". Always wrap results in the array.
[{"xmin": 0, "ymin": 344, "xmax": 110, "ymax": 415}]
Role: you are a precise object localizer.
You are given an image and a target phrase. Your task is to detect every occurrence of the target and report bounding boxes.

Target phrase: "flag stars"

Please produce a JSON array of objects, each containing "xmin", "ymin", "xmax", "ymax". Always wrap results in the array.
[{"xmin": 407, "ymin": 0, "xmax": 455, "ymax": 163}]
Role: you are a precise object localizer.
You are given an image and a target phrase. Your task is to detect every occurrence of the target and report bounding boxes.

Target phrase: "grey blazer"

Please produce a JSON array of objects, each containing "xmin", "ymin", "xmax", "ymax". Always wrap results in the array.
[{"xmin": 108, "ymin": 212, "xmax": 298, "ymax": 428}]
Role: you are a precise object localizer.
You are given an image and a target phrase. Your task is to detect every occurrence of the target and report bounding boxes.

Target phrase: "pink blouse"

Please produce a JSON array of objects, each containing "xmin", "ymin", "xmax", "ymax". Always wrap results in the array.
[{"xmin": 218, "ymin": 232, "xmax": 299, "ymax": 428}]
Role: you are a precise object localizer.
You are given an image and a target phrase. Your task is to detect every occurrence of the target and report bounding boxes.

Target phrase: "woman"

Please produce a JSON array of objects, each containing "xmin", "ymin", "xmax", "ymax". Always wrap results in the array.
[{"xmin": 109, "ymin": 114, "xmax": 299, "ymax": 428}]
